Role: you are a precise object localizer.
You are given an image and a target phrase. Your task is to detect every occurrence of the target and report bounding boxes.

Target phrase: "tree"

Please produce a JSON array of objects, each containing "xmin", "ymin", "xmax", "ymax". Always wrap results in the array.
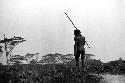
[
  {"xmin": 39, "ymin": 53, "xmax": 74, "ymax": 64},
  {"xmin": 0, "ymin": 34, "xmax": 26, "ymax": 65},
  {"xmin": 9, "ymin": 55, "xmax": 27, "ymax": 65},
  {"xmin": 25, "ymin": 53, "xmax": 39, "ymax": 64}
]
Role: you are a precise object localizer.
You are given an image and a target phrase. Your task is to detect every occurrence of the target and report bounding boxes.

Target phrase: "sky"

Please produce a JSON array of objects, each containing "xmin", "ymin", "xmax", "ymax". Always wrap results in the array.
[{"xmin": 0, "ymin": 0, "xmax": 125, "ymax": 64}]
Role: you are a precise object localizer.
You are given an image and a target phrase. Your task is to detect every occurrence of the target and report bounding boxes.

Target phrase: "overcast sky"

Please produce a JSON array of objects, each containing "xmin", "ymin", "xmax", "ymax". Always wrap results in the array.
[{"xmin": 0, "ymin": 0, "xmax": 125, "ymax": 64}]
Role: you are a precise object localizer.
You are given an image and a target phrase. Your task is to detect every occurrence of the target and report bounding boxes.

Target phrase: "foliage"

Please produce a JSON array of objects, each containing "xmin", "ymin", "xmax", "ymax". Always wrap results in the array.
[
  {"xmin": 25, "ymin": 53, "xmax": 39, "ymax": 64},
  {"xmin": 39, "ymin": 53, "xmax": 74, "ymax": 64},
  {"xmin": 9, "ymin": 55, "xmax": 27, "ymax": 65},
  {"xmin": 104, "ymin": 58, "xmax": 125, "ymax": 74},
  {"xmin": 0, "ymin": 35, "xmax": 26, "ymax": 65},
  {"xmin": 85, "ymin": 59, "xmax": 104, "ymax": 74},
  {"xmin": 0, "ymin": 64, "xmax": 103, "ymax": 83},
  {"xmin": 0, "ymin": 53, "xmax": 107, "ymax": 83}
]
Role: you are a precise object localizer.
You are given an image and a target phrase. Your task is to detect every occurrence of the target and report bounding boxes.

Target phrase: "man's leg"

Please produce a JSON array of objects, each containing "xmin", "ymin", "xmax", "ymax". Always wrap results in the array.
[
  {"xmin": 75, "ymin": 52, "xmax": 80, "ymax": 66},
  {"xmin": 81, "ymin": 50, "xmax": 85, "ymax": 69},
  {"xmin": 81, "ymin": 54, "xmax": 85, "ymax": 68}
]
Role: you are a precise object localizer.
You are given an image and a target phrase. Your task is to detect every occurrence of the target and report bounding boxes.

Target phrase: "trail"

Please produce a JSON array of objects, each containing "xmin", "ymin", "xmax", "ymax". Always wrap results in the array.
[{"xmin": 100, "ymin": 74, "xmax": 125, "ymax": 83}]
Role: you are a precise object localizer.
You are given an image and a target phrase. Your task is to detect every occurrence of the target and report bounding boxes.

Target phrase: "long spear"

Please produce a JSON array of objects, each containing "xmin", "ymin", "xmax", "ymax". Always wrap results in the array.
[
  {"xmin": 64, "ymin": 12, "xmax": 90, "ymax": 48},
  {"xmin": 64, "ymin": 12, "xmax": 78, "ymax": 30}
]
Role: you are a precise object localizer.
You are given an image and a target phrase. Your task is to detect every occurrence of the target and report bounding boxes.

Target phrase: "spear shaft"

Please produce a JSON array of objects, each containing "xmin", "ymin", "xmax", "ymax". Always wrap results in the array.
[
  {"xmin": 64, "ymin": 12, "xmax": 78, "ymax": 30},
  {"xmin": 64, "ymin": 12, "xmax": 90, "ymax": 48}
]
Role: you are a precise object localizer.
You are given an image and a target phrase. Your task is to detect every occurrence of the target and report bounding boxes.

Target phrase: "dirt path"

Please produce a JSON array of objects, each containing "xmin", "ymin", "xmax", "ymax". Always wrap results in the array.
[{"xmin": 100, "ymin": 74, "xmax": 125, "ymax": 83}]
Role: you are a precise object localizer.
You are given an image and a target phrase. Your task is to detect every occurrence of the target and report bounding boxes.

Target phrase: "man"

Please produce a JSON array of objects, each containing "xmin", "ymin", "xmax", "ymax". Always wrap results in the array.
[{"xmin": 74, "ymin": 29, "xmax": 86, "ymax": 68}]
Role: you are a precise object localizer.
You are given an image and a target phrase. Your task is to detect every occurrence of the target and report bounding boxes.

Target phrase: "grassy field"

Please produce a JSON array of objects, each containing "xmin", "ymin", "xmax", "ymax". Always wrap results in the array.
[{"xmin": 0, "ymin": 63, "xmax": 103, "ymax": 83}]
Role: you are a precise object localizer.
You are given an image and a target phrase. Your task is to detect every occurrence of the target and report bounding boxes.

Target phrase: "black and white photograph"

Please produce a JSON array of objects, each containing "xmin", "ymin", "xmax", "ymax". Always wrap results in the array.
[{"xmin": 0, "ymin": 0, "xmax": 125, "ymax": 83}]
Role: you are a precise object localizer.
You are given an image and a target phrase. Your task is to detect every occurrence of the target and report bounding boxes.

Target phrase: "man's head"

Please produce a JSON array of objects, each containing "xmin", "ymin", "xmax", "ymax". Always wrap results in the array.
[{"xmin": 74, "ymin": 29, "xmax": 81, "ymax": 36}]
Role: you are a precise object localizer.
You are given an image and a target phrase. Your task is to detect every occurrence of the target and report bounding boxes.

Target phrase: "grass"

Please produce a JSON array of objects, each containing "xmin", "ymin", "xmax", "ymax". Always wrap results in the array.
[{"xmin": 0, "ymin": 63, "xmax": 103, "ymax": 83}]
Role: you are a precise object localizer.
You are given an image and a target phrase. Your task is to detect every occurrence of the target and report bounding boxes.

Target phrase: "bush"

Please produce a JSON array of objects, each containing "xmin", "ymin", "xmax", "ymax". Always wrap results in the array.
[{"xmin": 0, "ymin": 64, "xmax": 103, "ymax": 83}]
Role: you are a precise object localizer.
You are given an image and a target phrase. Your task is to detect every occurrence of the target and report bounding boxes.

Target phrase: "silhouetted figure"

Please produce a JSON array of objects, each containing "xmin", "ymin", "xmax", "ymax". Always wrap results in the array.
[
  {"xmin": 64, "ymin": 12, "xmax": 90, "ymax": 68},
  {"xmin": 74, "ymin": 29, "xmax": 86, "ymax": 68}
]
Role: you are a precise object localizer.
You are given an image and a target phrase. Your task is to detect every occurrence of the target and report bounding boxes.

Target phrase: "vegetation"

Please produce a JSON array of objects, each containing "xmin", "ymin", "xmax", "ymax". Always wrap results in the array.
[
  {"xmin": 2, "ymin": 35, "xmax": 125, "ymax": 83},
  {"xmin": 0, "ymin": 53, "xmax": 103, "ymax": 83},
  {"xmin": 0, "ymin": 35, "xmax": 26, "ymax": 65},
  {"xmin": 103, "ymin": 58, "xmax": 125, "ymax": 74},
  {"xmin": 1, "ymin": 51, "xmax": 125, "ymax": 83},
  {"xmin": 0, "ymin": 63, "xmax": 103, "ymax": 83}
]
